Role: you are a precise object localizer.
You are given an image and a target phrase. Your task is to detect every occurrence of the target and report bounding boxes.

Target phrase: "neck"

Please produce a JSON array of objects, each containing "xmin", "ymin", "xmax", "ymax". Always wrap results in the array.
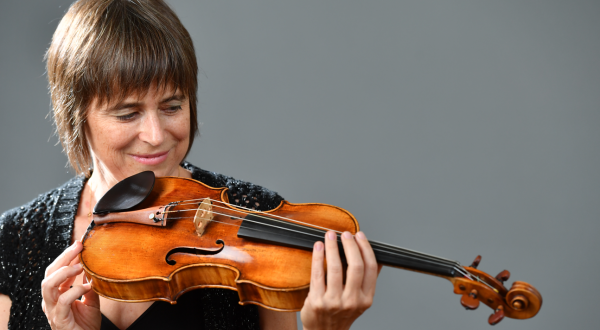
[{"xmin": 87, "ymin": 163, "xmax": 190, "ymax": 203}]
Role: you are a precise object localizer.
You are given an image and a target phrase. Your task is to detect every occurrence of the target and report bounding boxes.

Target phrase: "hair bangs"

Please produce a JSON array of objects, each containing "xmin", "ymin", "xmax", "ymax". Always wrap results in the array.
[{"xmin": 81, "ymin": 2, "xmax": 196, "ymax": 109}]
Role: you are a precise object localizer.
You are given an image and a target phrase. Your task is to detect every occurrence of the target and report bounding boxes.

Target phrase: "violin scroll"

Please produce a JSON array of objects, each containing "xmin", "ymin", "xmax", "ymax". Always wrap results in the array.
[
  {"xmin": 451, "ymin": 255, "xmax": 542, "ymax": 325},
  {"xmin": 81, "ymin": 173, "xmax": 542, "ymax": 325}
]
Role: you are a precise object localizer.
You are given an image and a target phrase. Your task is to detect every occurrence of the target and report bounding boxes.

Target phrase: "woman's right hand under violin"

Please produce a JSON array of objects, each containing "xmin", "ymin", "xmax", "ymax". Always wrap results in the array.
[
  {"xmin": 301, "ymin": 231, "xmax": 381, "ymax": 330},
  {"xmin": 41, "ymin": 240, "xmax": 100, "ymax": 330}
]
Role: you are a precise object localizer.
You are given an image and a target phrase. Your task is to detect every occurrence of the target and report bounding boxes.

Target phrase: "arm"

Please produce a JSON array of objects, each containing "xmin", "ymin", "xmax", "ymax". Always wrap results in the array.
[
  {"xmin": 0, "ymin": 294, "xmax": 10, "ymax": 330},
  {"xmin": 258, "ymin": 307, "xmax": 297, "ymax": 330},
  {"xmin": 0, "ymin": 209, "xmax": 14, "ymax": 330}
]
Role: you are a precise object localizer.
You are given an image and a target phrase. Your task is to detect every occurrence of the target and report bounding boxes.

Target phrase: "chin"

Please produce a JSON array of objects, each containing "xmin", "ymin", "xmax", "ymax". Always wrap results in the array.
[
  {"xmin": 124, "ymin": 156, "xmax": 183, "ymax": 177},
  {"xmin": 145, "ymin": 163, "xmax": 181, "ymax": 177}
]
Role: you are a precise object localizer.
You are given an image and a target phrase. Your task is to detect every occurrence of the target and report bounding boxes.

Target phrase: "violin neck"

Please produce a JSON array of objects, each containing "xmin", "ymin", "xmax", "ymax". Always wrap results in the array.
[{"xmin": 238, "ymin": 214, "xmax": 461, "ymax": 279}]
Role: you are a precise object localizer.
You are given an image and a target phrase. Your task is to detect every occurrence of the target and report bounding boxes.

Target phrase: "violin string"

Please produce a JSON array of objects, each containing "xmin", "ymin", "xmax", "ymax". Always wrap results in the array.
[
  {"xmin": 161, "ymin": 217, "xmax": 495, "ymax": 288},
  {"xmin": 164, "ymin": 203, "xmax": 459, "ymax": 266},
  {"xmin": 164, "ymin": 200, "xmax": 447, "ymax": 262},
  {"xmin": 165, "ymin": 200, "xmax": 459, "ymax": 266},
  {"xmin": 162, "ymin": 200, "xmax": 462, "ymax": 267},
  {"xmin": 166, "ymin": 199, "xmax": 455, "ymax": 263},
  {"xmin": 158, "ymin": 200, "xmax": 477, "ymax": 271},
  {"xmin": 170, "ymin": 197, "xmax": 365, "ymax": 237},
  {"xmin": 161, "ymin": 200, "xmax": 462, "ymax": 268},
  {"xmin": 162, "ymin": 198, "xmax": 348, "ymax": 235},
  {"xmin": 154, "ymin": 200, "xmax": 495, "ymax": 288},
  {"xmin": 169, "ymin": 222, "xmax": 462, "ymax": 277},
  {"xmin": 165, "ymin": 210, "xmax": 461, "ymax": 271}
]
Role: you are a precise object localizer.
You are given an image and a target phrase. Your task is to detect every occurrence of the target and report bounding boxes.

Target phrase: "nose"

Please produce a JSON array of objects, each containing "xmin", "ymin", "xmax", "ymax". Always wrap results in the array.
[{"xmin": 138, "ymin": 111, "xmax": 165, "ymax": 146}]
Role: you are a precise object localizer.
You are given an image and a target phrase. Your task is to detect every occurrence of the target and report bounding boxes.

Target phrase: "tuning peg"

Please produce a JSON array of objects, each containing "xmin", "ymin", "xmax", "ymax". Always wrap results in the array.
[
  {"xmin": 488, "ymin": 306, "xmax": 505, "ymax": 325},
  {"xmin": 495, "ymin": 270, "xmax": 510, "ymax": 284},
  {"xmin": 470, "ymin": 255, "xmax": 482, "ymax": 269},
  {"xmin": 460, "ymin": 289, "xmax": 480, "ymax": 310}
]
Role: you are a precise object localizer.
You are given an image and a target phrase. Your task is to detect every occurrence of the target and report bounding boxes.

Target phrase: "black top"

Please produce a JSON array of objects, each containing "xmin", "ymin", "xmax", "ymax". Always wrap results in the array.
[
  {"xmin": 0, "ymin": 162, "xmax": 284, "ymax": 330},
  {"xmin": 100, "ymin": 289, "xmax": 207, "ymax": 330}
]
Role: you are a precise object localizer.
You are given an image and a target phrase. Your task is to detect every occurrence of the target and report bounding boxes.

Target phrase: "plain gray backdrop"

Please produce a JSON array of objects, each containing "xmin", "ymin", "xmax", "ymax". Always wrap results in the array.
[{"xmin": 1, "ymin": 1, "xmax": 599, "ymax": 329}]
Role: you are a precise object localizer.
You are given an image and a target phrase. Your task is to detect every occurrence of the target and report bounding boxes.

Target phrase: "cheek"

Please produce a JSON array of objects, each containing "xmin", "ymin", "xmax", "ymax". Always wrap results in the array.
[
  {"xmin": 105, "ymin": 130, "xmax": 136, "ymax": 152},
  {"xmin": 87, "ymin": 117, "xmax": 136, "ymax": 154},
  {"xmin": 171, "ymin": 109, "xmax": 191, "ymax": 144}
]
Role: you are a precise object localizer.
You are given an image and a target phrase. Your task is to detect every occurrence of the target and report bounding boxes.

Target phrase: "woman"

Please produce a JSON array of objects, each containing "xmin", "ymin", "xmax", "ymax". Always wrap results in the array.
[{"xmin": 0, "ymin": 0, "xmax": 379, "ymax": 329}]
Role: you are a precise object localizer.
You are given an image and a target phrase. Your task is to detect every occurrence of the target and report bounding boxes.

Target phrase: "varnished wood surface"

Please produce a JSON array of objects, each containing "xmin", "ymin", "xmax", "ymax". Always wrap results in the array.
[
  {"xmin": 81, "ymin": 176, "xmax": 359, "ymax": 311},
  {"xmin": 450, "ymin": 267, "xmax": 542, "ymax": 320},
  {"xmin": 81, "ymin": 176, "xmax": 542, "ymax": 319}
]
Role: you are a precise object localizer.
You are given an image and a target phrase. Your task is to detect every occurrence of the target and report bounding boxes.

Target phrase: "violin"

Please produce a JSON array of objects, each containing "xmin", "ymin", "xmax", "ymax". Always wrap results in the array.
[{"xmin": 80, "ymin": 171, "xmax": 542, "ymax": 325}]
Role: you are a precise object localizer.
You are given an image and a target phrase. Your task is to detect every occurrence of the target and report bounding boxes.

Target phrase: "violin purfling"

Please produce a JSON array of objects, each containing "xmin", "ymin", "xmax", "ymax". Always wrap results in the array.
[{"xmin": 80, "ymin": 171, "xmax": 542, "ymax": 325}]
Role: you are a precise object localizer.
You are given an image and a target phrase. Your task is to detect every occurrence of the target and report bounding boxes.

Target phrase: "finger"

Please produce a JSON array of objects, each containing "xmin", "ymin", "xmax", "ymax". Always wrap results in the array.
[
  {"xmin": 309, "ymin": 241, "xmax": 326, "ymax": 298},
  {"xmin": 45, "ymin": 240, "xmax": 82, "ymax": 278},
  {"xmin": 54, "ymin": 283, "xmax": 92, "ymax": 322},
  {"xmin": 340, "ymin": 231, "xmax": 365, "ymax": 293},
  {"xmin": 68, "ymin": 256, "xmax": 82, "ymax": 267},
  {"xmin": 324, "ymin": 231, "xmax": 343, "ymax": 297},
  {"xmin": 59, "ymin": 257, "xmax": 84, "ymax": 292},
  {"xmin": 81, "ymin": 276, "xmax": 100, "ymax": 309},
  {"xmin": 58, "ymin": 274, "xmax": 78, "ymax": 294},
  {"xmin": 355, "ymin": 231, "xmax": 379, "ymax": 296},
  {"xmin": 42, "ymin": 263, "xmax": 84, "ymax": 311}
]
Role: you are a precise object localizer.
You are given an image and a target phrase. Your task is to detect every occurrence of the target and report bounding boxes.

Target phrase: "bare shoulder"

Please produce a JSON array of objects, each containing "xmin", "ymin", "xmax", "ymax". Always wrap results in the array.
[{"xmin": 0, "ymin": 294, "xmax": 11, "ymax": 330}]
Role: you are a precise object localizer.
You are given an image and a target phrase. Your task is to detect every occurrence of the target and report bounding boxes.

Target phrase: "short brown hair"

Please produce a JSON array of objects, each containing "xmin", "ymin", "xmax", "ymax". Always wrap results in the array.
[{"xmin": 46, "ymin": 0, "xmax": 198, "ymax": 176}]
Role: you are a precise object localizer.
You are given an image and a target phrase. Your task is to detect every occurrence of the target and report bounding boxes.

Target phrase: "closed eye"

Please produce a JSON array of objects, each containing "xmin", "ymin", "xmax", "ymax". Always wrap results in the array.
[
  {"xmin": 117, "ymin": 112, "xmax": 137, "ymax": 121},
  {"xmin": 164, "ymin": 105, "xmax": 182, "ymax": 113}
]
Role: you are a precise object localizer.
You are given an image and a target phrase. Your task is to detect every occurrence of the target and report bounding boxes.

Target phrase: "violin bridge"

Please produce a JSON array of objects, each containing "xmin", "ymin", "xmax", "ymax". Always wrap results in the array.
[{"xmin": 193, "ymin": 198, "xmax": 213, "ymax": 237}]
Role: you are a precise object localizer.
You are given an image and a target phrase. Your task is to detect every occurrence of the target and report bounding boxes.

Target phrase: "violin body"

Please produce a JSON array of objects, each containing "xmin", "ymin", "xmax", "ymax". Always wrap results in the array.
[
  {"xmin": 81, "ymin": 172, "xmax": 542, "ymax": 324},
  {"xmin": 81, "ymin": 176, "xmax": 359, "ymax": 311}
]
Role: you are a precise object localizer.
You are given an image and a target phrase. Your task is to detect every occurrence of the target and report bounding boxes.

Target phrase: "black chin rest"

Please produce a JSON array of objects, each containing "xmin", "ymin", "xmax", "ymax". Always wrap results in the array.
[{"xmin": 93, "ymin": 171, "xmax": 155, "ymax": 214}]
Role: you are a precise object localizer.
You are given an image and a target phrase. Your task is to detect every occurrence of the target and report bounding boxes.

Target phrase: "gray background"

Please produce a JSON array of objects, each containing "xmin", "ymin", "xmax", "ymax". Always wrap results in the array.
[{"xmin": 1, "ymin": 0, "xmax": 599, "ymax": 329}]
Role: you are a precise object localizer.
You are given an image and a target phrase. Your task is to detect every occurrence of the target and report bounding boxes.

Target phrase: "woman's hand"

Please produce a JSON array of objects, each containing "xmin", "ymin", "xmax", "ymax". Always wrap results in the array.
[
  {"xmin": 41, "ymin": 240, "xmax": 101, "ymax": 330},
  {"xmin": 300, "ymin": 231, "xmax": 381, "ymax": 330}
]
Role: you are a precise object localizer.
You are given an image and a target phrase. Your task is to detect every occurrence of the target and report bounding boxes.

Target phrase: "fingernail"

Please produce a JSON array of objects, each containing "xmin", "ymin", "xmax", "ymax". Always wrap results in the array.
[
  {"xmin": 73, "ymin": 263, "xmax": 82, "ymax": 270},
  {"xmin": 342, "ymin": 231, "xmax": 353, "ymax": 239},
  {"xmin": 314, "ymin": 241, "xmax": 324, "ymax": 251},
  {"xmin": 356, "ymin": 231, "xmax": 367, "ymax": 240},
  {"xmin": 326, "ymin": 231, "xmax": 336, "ymax": 240}
]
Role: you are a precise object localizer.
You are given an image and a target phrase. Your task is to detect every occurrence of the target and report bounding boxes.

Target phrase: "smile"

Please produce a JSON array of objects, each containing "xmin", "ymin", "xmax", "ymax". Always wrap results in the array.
[{"xmin": 131, "ymin": 151, "xmax": 170, "ymax": 165}]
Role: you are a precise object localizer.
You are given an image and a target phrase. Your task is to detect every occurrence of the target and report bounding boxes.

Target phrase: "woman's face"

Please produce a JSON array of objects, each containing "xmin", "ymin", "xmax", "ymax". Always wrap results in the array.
[{"xmin": 86, "ymin": 86, "xmax": 190, "ymax": 183}]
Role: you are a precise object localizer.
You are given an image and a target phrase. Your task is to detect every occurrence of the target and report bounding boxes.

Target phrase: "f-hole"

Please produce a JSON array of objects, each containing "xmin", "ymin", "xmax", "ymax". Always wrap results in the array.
[{"xmin": 165, "ymin": 239, "xmax": 225, "ymax": 265}]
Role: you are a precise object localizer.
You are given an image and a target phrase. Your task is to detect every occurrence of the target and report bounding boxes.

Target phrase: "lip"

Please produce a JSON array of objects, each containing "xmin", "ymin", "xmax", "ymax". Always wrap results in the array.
[{"xmin": 130, "ymin": 151, "xmax": 170, "ymax": 165}]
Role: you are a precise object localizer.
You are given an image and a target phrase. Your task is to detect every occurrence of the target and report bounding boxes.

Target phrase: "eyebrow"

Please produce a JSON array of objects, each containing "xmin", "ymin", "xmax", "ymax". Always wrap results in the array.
[{"xmin": 109, "ymin": 94, "xmax": 187, "ymax": 111}]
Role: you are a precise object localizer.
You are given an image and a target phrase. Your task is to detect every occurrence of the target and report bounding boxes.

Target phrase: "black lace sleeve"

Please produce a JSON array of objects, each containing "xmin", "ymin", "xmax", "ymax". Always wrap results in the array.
[
  {"xmin": 0, "ymin": 177, "xmax": 83, "ymax": 330},
  {"xmin": 0, "ymin": 208, "xmax": 19, "ymax": 298},
  {"xmin": 181, "ymin": 161, "xmax": 284, "ymax": 212}
]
